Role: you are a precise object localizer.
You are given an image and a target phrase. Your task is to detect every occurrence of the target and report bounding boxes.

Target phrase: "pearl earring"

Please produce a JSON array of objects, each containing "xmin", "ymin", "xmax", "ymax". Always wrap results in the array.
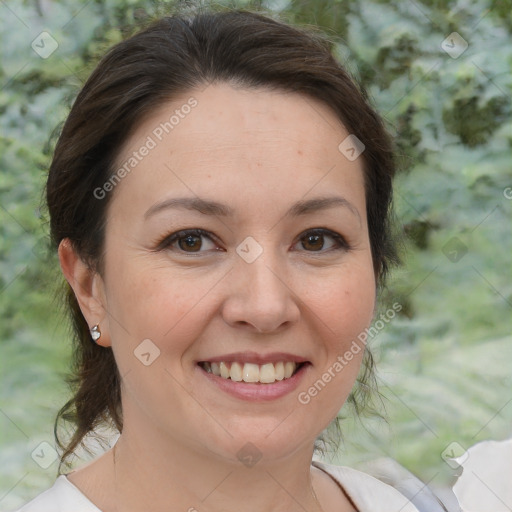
[{"xmin": 90, "ymin": 324, "xmax": 101, "ymax": 342}]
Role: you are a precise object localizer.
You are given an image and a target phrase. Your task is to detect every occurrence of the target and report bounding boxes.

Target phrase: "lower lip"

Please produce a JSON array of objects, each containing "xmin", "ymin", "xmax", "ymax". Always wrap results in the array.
[{"xmin": 197, "ymin": 363, "xmax": 311, "ymax": 402}]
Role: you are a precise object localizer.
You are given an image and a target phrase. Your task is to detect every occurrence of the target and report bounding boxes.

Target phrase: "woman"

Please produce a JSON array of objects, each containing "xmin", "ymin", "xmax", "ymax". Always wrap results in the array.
[{"xmin": 16, "ymin": 7, "xmax": 443, "ymax": 512}]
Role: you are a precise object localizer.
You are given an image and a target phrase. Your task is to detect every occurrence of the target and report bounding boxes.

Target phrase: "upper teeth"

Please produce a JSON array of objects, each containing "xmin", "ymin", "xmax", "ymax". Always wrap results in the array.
[{"xmin": 201, "ymin": 361, "xmax": 298, "ymax": 383}]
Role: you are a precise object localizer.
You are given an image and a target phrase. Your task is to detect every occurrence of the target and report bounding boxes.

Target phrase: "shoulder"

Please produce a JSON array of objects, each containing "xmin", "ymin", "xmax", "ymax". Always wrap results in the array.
[
  {"xmin": 312, "ymin": 460, "xmax": 421, "ymax": 512},
  {"xmin": 14, "ymin": 475, "xmax": 102, "ymax": 512}
]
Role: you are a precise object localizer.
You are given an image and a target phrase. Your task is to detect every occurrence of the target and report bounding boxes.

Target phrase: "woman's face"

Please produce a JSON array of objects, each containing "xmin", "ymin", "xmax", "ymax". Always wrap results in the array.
[{"xmin": 95, "ymin": 82, "xmax": 376, "ymax": 463}]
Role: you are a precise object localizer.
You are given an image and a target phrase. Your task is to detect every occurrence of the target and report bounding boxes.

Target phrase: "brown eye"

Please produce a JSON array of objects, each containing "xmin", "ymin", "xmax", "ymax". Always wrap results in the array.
[
  {"xmin": 295, "ymin": 229, "xmax": 349, "ymax": 253},
  {"xmin": 178, "ymin": 234, "xmax": 202, "ymax": 252},
  {"xmin": 301, "ymin": 233, "xmax": 324, "ymax": 251},
  {"xmin": 157, "ymin": 229, "xmax": 219, "ymax": 254}
]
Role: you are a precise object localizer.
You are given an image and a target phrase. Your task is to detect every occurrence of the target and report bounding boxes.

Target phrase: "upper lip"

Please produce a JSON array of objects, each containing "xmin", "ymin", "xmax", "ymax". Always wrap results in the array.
[{"xmin": 197, "ymin": 351, "xmax": 310, "ymax": 365}]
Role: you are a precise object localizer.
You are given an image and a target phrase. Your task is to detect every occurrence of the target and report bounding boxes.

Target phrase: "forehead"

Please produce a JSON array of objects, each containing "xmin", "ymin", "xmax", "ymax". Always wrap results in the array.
[
  {"xmin": 163, "ymin": 83, "xmax": 347, "ymax": 156},
  {"xmin": 108, "ymin": 82, "xmax": 366, "ymax": 222}
]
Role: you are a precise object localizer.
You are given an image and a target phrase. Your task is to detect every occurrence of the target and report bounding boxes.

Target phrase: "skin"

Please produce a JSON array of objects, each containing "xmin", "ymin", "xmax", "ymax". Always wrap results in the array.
[{"xmin": 59, "ymin": 82, "xmax": 376, "ymax": 512}]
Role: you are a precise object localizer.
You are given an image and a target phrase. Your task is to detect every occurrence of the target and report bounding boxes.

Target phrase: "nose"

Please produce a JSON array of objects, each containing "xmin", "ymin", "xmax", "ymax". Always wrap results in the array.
[{"xmin": 221, "ymin": 247, "xmax": 300, "ymax": 334}]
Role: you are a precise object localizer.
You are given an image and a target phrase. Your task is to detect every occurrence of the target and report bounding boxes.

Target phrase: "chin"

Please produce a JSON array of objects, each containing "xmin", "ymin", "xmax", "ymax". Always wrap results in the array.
[{"xmin": 197, "ymin": 416, "xmax": 318, "ymax": 466}]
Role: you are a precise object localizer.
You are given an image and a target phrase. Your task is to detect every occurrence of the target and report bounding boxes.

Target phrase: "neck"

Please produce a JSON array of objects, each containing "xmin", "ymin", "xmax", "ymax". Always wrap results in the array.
[{"xmin": 111, "ymin": 422, "xmax": 324, "ymax": 512}]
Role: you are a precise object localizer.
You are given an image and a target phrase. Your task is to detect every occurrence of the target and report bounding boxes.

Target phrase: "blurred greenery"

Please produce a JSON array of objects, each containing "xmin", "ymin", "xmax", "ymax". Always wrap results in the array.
[{"xmin": 1, "ymin": 0, "xmax": 510, "ymax": 509}]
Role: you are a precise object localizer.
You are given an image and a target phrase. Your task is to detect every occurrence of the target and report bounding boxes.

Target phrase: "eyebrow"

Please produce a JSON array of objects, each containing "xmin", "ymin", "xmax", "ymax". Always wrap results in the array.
[{"xmin": 144, "ymin": 195, "xmax": 361, "ymax": 222}]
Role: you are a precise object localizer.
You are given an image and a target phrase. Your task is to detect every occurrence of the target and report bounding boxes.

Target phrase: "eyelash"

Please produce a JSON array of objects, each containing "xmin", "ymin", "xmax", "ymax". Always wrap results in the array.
[{"xmin": 155, "ymin": 228, "xmax": 351, "ymax": 255}]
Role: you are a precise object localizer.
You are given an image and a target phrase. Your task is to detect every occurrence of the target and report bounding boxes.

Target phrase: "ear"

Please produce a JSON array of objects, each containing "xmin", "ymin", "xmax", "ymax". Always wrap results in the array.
[{"xmin": 58, "ymin": 238, "xmax": 111, "ymax": 347}]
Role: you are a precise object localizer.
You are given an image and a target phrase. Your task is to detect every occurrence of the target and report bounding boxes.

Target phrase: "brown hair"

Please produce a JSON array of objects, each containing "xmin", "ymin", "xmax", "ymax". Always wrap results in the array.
[{"xmin": 47, "ymin": 6, "xmax": 398, "ymax": 471}]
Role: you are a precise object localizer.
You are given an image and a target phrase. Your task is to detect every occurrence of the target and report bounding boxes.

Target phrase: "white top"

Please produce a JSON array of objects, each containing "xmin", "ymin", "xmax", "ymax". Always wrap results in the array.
[{"xmin": 15, "ymin": 460, "xmax": 420, "ymax": 512}]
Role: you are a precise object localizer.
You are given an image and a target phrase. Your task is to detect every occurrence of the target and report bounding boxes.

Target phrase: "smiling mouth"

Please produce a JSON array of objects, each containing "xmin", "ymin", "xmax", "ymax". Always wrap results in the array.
[{"xmin": 198, "ymin": 361, "xmax": 307, "ymax": 384}]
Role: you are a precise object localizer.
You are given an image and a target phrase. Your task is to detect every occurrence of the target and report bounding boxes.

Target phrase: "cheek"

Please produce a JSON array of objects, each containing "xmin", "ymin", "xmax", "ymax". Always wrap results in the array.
[
  {"xmin": 305, "ymin": 263, "xmax": 376, "ymax": 344},
  {"xmin": 294, "ymin": 266, "xmax": 374, "ymax": 430},
  {"xmin": 104, "ymin": 256, "xmax": 219, "ymax": 352},
  {"xmin": 300, "ymin": 261, "xmax": 375, "ymax": 395}
]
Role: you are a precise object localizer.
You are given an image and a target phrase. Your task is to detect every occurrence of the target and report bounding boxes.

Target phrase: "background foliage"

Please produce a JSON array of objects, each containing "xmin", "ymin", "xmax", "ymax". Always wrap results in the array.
[{"xmin": 1, "ymin": 0, "xmax": 510, "ymax": 509}]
